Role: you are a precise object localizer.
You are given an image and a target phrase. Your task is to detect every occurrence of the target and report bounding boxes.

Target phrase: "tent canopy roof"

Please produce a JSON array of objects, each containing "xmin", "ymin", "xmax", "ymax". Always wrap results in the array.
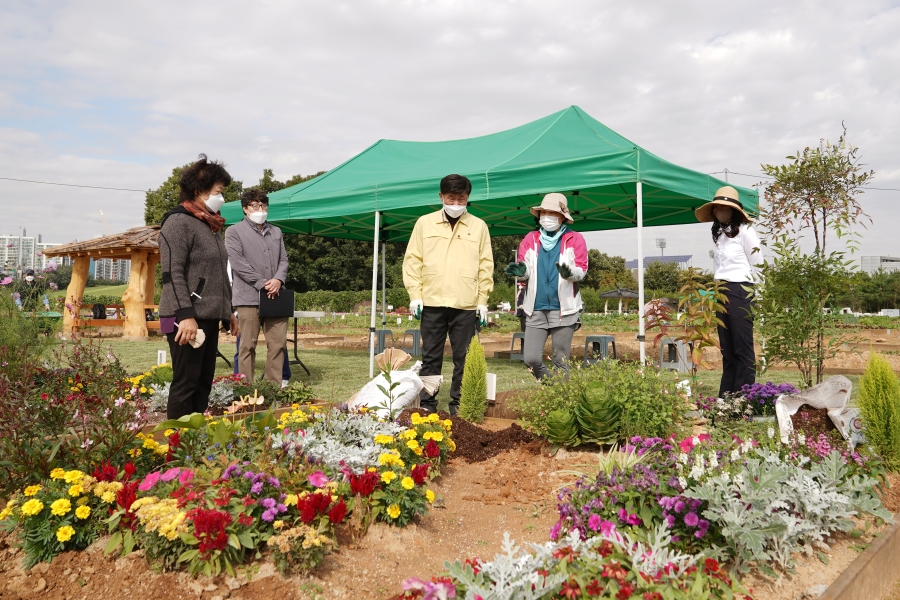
[
  {"xmin": 42, "ymin": 226, "xmax": 160, "ymax": 260},
  {"xmin": 598, "ymin": 288, "xmax": 640, "ymax": 299},
  {"xmin": 223, "ymin": 106, "xmax": 757, "ymax": 242}
]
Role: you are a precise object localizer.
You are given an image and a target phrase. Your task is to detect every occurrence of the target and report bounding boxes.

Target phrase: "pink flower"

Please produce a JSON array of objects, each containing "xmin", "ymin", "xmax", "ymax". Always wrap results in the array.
[
  {"xmin": 160, "ymin": 467, "xmax": 182, "ymax": 482},
  {"xmin": 308, "ymin": 470, "xmax": 329, "ymax": 488},
  {"xmin": 588, "ymin": 514, "xmax": 602, "ymax": 531},
  {"xmin": 178, "ymin": 470, "xmax": 194, "ymax": 485},
  {"xmin": 138, "ymin": 471, "xmax": 161, "ymax": 491},
  {"xmin": 0, "ymin": 277, "xmax": 11, "ymax": 286}
]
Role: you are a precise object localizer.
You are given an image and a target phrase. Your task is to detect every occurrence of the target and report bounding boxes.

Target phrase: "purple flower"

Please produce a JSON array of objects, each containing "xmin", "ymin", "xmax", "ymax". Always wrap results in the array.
[
  {"xmin": 250, "ymin": 481, "xmax": 264, "ymax": 495},
  {"xmin": 587, "ymin": 514, "xmax": 602, "ymax": 531},
  {"xmin": 268, "ymin": 476, "xmax": 280, "ymax": 488},
  {"xmin": 698, "ymin": 519, "xmax": 709, "ymax": 531},
  {"xmin": 261, "ymin": 497, "xmax": 276, "ymax": 509},
  {"xmin": 684, "ymin": 512, "xmax": 699, "ymax": 527},
  {"xmin": 243, "ymin": 471, "xmax": 255, "ymax": 480},
  {"xmin": 261, "ymin": 508, "xmax": 276, "ymax": 522},
  {"xmin": 549, "ymin": 522, "xmax": 562, "ymax": 540},
  {"xmin": 277, "ymin": 503, "xmax": 287, "ymax": 513},
  {"xmin": 674, "ymin": 500, "xmax": 685, "ymax": 513}
]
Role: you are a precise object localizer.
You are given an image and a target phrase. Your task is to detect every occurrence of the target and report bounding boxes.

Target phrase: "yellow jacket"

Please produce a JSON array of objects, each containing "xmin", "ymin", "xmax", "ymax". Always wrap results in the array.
[{"xmin": 403, "ymin": 210, "xmax": 494, "ymax": 310}]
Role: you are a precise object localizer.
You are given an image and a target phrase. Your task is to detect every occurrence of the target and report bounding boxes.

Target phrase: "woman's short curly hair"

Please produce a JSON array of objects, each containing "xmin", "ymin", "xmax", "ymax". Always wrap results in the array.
[
  {"xmin": 240, "ymin": 188, "xmax": 269, "ymax": 209},
  {"xmin": 178, "ymin": 154, "xmax": 232, "ymax": 202}
]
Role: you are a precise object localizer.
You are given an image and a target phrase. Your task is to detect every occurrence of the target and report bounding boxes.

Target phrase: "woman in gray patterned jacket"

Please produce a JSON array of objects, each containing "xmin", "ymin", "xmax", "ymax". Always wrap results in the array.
[{"xmin": 158, "ymin": 154, "xmax": 240, "ymax": 419}]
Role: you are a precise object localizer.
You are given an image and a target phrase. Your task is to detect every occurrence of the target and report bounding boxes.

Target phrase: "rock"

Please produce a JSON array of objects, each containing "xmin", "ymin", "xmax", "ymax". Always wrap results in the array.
[
  {"xmin": 204, "ymin": 583, "xmax": 218, "ymax": 591},
  {"xmin": 35, "ymin": 562, "xmax": 50, "ymax": 574},
  {"xmin": 34, "ymin": 578, "xmax": 47, "ymax": 592},
  {"xmin": 225, "ymin": 577, "xmax": 243, "ymax": 590},
  {"xmin": 211, "ymin": 596, "xmax": 225, "ymax": 600},
  {"xmin": 63, "ymin": 568, "xmax": 72, "ymax": 576},
  {"xmin": 554, "ymin": 448, "xmax": 570, "ymax": 461},
  {"xmin": 801, "ymin": 584, "xmax": 829, "ymax": 598}
]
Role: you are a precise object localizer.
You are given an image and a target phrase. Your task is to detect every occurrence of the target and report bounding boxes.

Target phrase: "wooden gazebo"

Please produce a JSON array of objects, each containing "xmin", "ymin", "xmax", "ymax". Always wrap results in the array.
[{"xmin": 43, "ymin": 226, "xmax": 160, "ymax": 339}]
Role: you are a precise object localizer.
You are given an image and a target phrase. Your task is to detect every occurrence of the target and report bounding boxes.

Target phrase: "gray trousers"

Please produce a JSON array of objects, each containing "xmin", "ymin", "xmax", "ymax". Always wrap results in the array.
[{"xmin": 523, "ymin": 324, "xmax": 577, "ymax": 381}]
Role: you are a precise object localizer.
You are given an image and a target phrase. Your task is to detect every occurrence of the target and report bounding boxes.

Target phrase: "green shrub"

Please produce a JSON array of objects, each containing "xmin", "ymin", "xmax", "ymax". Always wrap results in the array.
[
  {"xmin": 488, "ymin": 283, "xmax": 514, "ymax": 309},
  {"xmin": 580, "ymin": 288, "xmax": 602, "ymax": 313},
  {"xmin": 859, "ymin": 316, "xmax": 900, "ymax": 329},
  {"xmin": 575, "ymin": 381, "xmax": 621, "ymax": 444},
  {"xmin": 857, "ymin": 354, "xmax": 900, "ymax": 469},
  {"xmin": 458, "ymin": 336, "xmax": 487, "ymax": 423},
  {"xmin": 510, "ymin": 361, "xmax": 685, "ymax": 442}
]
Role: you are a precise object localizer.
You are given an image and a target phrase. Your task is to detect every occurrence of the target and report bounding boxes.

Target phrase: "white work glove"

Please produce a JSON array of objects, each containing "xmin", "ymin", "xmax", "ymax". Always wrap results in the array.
[
  {"xmin": 477, "ymin": 305, "xmax": 488, "ymax": 327},
  {"xmin": 410, "ymin": 299, "xmax": 423, "ymax": 320}
]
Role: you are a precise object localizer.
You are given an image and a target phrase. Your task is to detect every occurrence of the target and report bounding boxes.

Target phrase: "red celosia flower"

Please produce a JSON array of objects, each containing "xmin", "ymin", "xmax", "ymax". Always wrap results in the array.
[
  {"xmin": 349, "ymin": 471, "xmax": 379, "ymax": 497},
  {"xmin": 424, "ymin": 439, "xmax": 440, "ymax": 458},
  {"xmin": 298, "ymin": 492, "xmax": 332, "ymax": 524},
  {"xmin": 410, "ymin": 463, "xmax": 430, "ymax": 485},
  {"xmin": 188, "ymin": 508, "xmax": 232, "ymax": 558},
  {"xmin": 560, "ymin": 579, "xmax": 581, "ymax": 599},
  {"xmin": 92, "ymin": 461, "xmax": 118, "ymax": 482},
  {"xmin": 123, "ymin": 462, "xmax": 136, "ymax": 480},
  {"xmin": 327, "ymin": 498, "xmax": 347, "ymax": 524},
  {"xmin": 166, "ymin": 431, "xmax": 180, "ymax": 462}
]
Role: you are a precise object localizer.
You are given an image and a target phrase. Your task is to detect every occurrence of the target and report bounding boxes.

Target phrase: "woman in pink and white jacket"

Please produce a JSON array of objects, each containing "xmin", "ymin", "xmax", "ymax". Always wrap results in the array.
[{"xmin": 505, "ymin": 193, "xmax": 588, "ymax": 381}]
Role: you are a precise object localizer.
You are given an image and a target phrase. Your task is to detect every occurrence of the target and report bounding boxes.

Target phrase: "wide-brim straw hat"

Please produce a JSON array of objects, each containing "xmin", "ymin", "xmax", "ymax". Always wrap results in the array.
[
  {"xmin": 695, "ymin": 186, "xmax": 753, "ymax": 223},
  {"xmin": 530, "ymin": 193, "xmax": 574, "ymax": 224}
]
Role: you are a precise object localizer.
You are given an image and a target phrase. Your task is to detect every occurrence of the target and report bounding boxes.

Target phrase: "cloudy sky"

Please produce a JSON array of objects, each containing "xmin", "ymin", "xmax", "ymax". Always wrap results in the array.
[{"xmin": 1, "ymin": 0, "xmax": 898, "ymax": 270}]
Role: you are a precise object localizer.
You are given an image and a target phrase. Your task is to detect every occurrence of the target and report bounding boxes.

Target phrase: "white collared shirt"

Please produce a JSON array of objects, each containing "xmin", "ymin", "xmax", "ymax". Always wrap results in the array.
[{"xmin": 713, "ymin": 223, "xmax": 763, "ymax": 283}]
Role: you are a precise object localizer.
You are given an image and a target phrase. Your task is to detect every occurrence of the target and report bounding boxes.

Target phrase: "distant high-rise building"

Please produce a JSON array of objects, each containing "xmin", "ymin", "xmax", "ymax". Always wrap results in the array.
[
  {"xmin": 1, "ymin": 233, "xmax": 71, "ymax": 274},
  {"xmin": 93, "ymin": 258, "xmax": 131, "ymax": 282},
  {"xmin": 861, "ymin": 256, "xmax": 900, "ymax": 275}
]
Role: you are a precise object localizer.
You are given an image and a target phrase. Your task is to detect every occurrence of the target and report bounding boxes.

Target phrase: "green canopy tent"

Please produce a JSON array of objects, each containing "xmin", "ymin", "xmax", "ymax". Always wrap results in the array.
[{"xmin": 223, "ymin": 105, "xmax": 757, "ymax": 374}]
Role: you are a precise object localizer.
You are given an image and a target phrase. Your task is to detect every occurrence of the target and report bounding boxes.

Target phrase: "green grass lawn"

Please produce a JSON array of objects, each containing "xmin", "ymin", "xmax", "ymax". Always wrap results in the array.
[
  {"xmin": 103, "ymin": 339, "xmax": 542, "ymax": 411},
  {"xmin": 49, "ymin": 284, "xmax": 129, "ymax": 300}
]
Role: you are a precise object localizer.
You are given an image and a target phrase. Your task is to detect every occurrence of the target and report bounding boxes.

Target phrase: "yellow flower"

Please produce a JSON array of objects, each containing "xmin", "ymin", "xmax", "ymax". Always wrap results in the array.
[
  {"xmin": 358, "ymin": 406, "xmax": 369, "ymax": 413},
  {"xmin": 386, "ymin": 504, "xmax": 401, "ymax": 519},
  {"xmin": 401, "ymin": 429, "xmax": 417, "ymax": 440},
  {"xmin": 413, "ymin": 447, "xmax": 423, "ymax": 456},
  {"xmin": 401, "ymin": 477, "xmax": 415, "ymax": 490},
  {"xmin": 50, "ymin": 468, "xmax": 66, "ymax": 480},
  {"xmin": 381, "ymin": 471, "xmax": 397, "ymax": 484},
  {"xmin": 423, "ymin": 431, "xmax": 433, "ymax": 441},
  {"xmin": 76, "ymin": 497, "xmax": 89, "ymax": 506},
  {"xmin": 56, "ymin": 525, "xmax": 75, "ymax": 543},
  {"xmin": 284, "ymin": 494, "xmax": 298, "ymax": 507},
  {"xmin": 20, "ymin": 499, "xmax": 43, "ymax": 516},
  {"xmin": 164, "ymin": 429, "xmax": 175, "ymax": 437},
  {"xmin": 63, "ymin": 470, "xmax": 85, "ymax": 484},
  {"xmin": 426, "ymin": 489, "xmax": 435, "ymax": 503},
  {"xmin": 0, "ymin": 507, "xmax": 12, "ymax": 520},
  {"xmin": 430, "ymin": 432, "xmax": 443, "ymax": 442},
  {"xmin": 367, "ymin": 467, "xmax": 377, "ymax": 473},
  {"xmin": 427, "ymin": 413, "xmax": 439, "ymax": 423},
  {"xmin": 75, "ymin": 505, "xmax": 91, "ymax": 520},
  {"xmin": 410, "ymin": 413, "xmax": 424, "ymax": 425},
  {"xmin": 50, "ymin": 498, "xmax": 72, "ymax": 516},
  {"xmin": 448, "ymin": 439, "xmax": 456, "ymax": 452},
  {"xmin": 406, "ymin": 439, "xmax": 420, "ymax": 451},
  {"xmin": 142, "ymin": 437, "xmax": 159, "ymax": 450},
  {"xmin": 68, "ymin": 484, "xmax": 83, "ymax": 497},
  {"xmin": 374, "ymin": 434, "xmax": 396, "ymax": 445},
  {"xmin": 24, "ymin": 485, "xmax": 42, "ymax": 497},
  {"xmin": 139, "ymin": 387, "xmax": 147, "ymax": 393},
  {"xmin": 273, "ymin": 520, "xmax": 284, "ymax": 530},
  {"xmin": 128, "ymin": 447, "xmax": 142, "ymax": 457},
  {"xmin": 442, "ymin": 419, "xmax": 453, "ymax": 430},
  {"xmin": 154, "ymin": 444, "xmax": 168, "ymax": 456}
]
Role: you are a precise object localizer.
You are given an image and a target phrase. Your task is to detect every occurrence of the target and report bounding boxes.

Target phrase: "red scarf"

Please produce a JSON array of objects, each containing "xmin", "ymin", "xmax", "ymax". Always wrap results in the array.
[{"xmin": 180, "ymin": 200, "xmax": 226, "ymax": 233}]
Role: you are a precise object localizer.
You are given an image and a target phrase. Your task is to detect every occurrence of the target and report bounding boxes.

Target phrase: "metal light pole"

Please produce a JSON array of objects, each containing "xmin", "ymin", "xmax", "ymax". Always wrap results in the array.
[{"xmin": 655, "ymin": 238, "xmax": 666, "ymax": 257}]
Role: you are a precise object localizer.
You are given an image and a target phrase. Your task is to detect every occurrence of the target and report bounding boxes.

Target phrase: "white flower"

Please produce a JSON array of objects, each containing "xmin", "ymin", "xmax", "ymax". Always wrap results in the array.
[
  {"xmin": 691, "ymin": 435, "xmax": 701, "ymax": 446},
  {"xmin": 741, "ymin": 441, "xmax": 753, "ymax": 453},
  {"xmin": 689, "ymin": 464, "xmax": 705, "ymax": 480},
  {"xmin": 708, "ymin": 452, "xmax": 719, "ymax": 469},
  {"xmin": 730, "ymin": 449, "xmax": 741, "ymax": 462},
  {"xmin": 679, "ymin": 452, "xmax": 689, "ymax": 464},
  {"xmin": 678, "ymin": 476, "xmax": 687, "ymax": 489},
  {"xmin": 115, "ymin": 397, "xmax": 126, "ymax": 407},
  {"xmin": 733, "ymin": 473, "xmax": 744, "ymax": 486},
  {"xmin": 767, "ymin": 427, "xmax": 775, "ymax": 439},
  {"xmin": 81, "ymin": 439, "xmax": 93, "ymax": 449}
]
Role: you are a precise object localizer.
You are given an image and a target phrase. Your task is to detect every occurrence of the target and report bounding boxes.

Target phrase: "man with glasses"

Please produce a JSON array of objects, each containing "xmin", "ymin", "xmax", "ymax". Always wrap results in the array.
[
  {"xmin": 225, "ymin": 188, "xmax": 290, "ymax": 385},
  {"xmin": 403, "ymin": 174, "xmax": 494, "ymax": 415}
]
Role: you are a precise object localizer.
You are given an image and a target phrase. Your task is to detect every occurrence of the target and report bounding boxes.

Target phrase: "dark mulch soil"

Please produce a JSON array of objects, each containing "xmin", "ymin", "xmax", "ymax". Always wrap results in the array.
[
  {"xmin": 396, "ymin": 409, "xmax": 542, "ymax": 463},
  {"xmin": 790, "ymin": 405, "xmax": 837, "ymax": 439}
]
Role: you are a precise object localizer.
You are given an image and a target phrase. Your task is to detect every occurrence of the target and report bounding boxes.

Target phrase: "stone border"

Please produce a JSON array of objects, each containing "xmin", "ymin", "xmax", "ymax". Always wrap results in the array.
[{"xmin": 820, "ymin": 519, "xmax": 900, "ymax": 600}]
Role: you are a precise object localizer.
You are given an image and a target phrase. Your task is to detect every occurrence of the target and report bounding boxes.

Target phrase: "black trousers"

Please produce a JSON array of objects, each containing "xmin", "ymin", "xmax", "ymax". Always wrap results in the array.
[
  {"xmin": 418, "ymin": 307, "xmax": 477, "ymax": 413},
  {"xmin": 718, "ymin": 281, "xmax": 756, "ymax": 397},
  {"xmin": 166, "ymin": 318, "xmax": 221, "ymax": 419}
]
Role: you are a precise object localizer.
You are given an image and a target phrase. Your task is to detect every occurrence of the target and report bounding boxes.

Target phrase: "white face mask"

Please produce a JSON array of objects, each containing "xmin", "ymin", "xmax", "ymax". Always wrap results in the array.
[
  {"xmin": 443, "ymin": 203, "xmax": 467, "ymax": 219},
  {"xmin": 205, "ymin": 193, "xmax": 225, "ymax": 213},
  {"xmin": 247, "ymin": 211, "xmax": 267, "ymax": 224},
  {"xmin": 539, "ymin": 215, "xmax": 562, "ymax": 232},
  {"xmin": 25, "ymin": 276, "xmax": 34, "ymax": 282}
]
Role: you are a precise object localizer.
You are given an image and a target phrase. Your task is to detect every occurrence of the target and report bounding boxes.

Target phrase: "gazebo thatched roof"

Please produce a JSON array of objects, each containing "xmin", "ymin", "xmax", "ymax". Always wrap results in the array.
[
  {"xmin": 598, "ymin": 288, "xmax": 640, "ymax": 299},
  {"xmin": 43, "ymin": 226, "xmax": 159, "ymax": 260}
]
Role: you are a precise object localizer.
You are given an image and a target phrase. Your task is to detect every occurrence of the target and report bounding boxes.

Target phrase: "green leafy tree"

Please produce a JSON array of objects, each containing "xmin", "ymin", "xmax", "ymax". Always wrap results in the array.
[
  {"xmin": 755, "ymin": 128, "xmax": 872, "ymax": 385},
  {"xmin": 458, "ymin": 336, "xmax": 488, "ymax": 423},
  {"xmin": 581, "ymin": 251, "xmax": 635, "ymax": 291},
  {"xmin": 643, "ymin": 261, "xmax": 680, "ymax": 295}
]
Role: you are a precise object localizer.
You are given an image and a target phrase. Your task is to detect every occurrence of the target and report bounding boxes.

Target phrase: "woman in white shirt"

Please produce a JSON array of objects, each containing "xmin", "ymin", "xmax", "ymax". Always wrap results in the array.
[{"xmin": 695, "ymin": 186, "xmax": 763, "ymax": 398}]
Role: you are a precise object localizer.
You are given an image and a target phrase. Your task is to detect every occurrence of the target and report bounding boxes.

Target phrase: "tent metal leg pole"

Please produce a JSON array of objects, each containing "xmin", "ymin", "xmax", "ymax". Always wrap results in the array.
[
  {"xmin": 369, "ymin": 211, "xmax": 381, "ymax": 378},
  {"xmin": 381, "ymin": 242, "xmax": 386, "ymax": 329},
  {"xmin": 636, "ymin": 181, "xmax": 646, "ymax": 363}
]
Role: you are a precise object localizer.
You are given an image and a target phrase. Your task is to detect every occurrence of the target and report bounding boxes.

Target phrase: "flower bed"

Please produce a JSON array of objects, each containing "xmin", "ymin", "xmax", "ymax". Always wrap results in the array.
[{"xmin": 0, "ymin": 401, "xmax": 454, "ymax": 576}]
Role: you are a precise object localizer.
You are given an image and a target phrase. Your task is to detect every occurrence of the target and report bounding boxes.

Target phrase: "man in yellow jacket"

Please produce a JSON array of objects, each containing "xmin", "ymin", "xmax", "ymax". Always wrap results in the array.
[{"xmin": 403, "ymin": 174, "xmax": 494, "ymax": 414}]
